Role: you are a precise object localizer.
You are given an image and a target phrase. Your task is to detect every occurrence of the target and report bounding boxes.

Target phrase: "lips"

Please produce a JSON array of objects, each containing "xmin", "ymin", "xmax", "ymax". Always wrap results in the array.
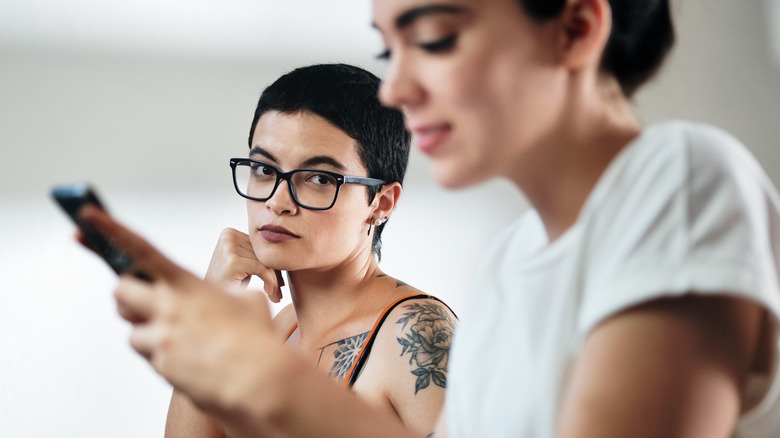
[
  {"xmin": 259, "ymin": 224, "xmax": 300, "ymax": 243},
  {"xmin": 410, "ymin": 123, "xmax": 452, "ymax": 155}
]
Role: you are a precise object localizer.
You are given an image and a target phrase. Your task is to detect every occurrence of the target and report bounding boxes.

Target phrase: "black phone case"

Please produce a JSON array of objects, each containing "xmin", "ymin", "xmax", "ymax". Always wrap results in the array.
[{"xmin": 51, "ymin": 183, "xmax": 144, "ymax": 278}]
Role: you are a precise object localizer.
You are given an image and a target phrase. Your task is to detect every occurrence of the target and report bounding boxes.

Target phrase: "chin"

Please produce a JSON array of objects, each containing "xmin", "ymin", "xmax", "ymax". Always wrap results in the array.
[
  {"xmin": 254, "ymin": 250, "xmax": 295, "ymax": 271},
  {"xmin": 432, "ymin": 162, "xmax": 488, "ymax": 190}
]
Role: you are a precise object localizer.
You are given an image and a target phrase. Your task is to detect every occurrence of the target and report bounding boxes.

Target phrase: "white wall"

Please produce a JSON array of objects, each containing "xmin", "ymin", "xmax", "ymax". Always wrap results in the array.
[
  {"xmin": 0, "ymin": 183, "xmax": 525, "ymax": 437},
  {"xmin": 1, "ymin": 1, "xmax": 779, "ymax": 436}
]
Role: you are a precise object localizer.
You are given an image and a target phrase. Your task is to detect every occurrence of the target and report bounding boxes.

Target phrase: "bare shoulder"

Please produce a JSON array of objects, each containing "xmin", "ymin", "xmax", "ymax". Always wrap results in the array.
[
  {"xmin": 271, "ymin": 303, "xmax": 298, "ymax": 340},
  {"xmin": 387, "ymin": 297, "xmax": 457, "ymax": 392},
  {"xmin": 356, "ymin": 295, "xmax": 457, "ymax": 434}
]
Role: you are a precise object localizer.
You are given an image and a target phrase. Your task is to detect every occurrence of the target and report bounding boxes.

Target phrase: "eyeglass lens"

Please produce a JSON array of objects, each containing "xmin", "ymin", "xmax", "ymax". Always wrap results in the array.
[{"xmin": 233, "ymin": 162, "xmax": 339, "ymax": 209}]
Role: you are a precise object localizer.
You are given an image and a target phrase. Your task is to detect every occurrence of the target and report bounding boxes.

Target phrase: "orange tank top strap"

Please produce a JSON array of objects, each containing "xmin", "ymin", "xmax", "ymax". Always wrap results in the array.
[
  {"xmin": 285, "ymin": 323, "xmax": 298, "ymax": 341},
  {"xmin": 342, "ymin": 293, "xmax": 453, "ymax": 388},
  {"xmin": 283, "ymin": 293, "xmax": 454, "ymax": 389}
]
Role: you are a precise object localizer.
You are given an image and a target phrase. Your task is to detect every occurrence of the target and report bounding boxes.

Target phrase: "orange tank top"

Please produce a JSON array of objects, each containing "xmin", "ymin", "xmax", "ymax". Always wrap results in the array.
[{"xmin": 285, "ymin": 293, "xmax": 452, "ymax": 388}]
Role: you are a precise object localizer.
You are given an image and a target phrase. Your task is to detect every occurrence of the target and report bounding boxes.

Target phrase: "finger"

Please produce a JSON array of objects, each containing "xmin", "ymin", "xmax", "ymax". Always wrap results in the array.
[
  {"xmin": 251, "ymin": 263, "xmax": 282, "ymax": 303},
  {"xmin": 207, "ymin": 253, "xmax": 266, "ymax": 287},
  {"xmin": 114, "ymin": 276, "xmax": 156, "ymax": 324},
  {"xmin": 74, "ymin": 230, "xmax": 88, "ymax": 248},
  {"xmin": 128, "ymin": 324, "xmax": 154, "ymax": 362},
  {"xmin": 215, "ymin": 252, "xmax": 280, "ymax": 293},
  {"xmin": 231, "ymin": 244, "xmax": 259, "ymax": 260},
  {"xmin": 215, "ymin": 228, "xmax": 258, "ymax": 262},
  {"xmin": 266, "ymin": 286, "xmax": 282, "ymax": 304},
  {"xmin": 222, "ymin": 228, "xmax": 255, "ymax": 252},
  {"xmin": 79, "ymin": 206, "xmax": 182, "ymax": 281},
  {"xmin": 207, "ymin": 230, "xmax": 263, "ymax": 285},
  {"xmin": 263, "ymin": 270, "xmax": 285, "ymax": 304}
]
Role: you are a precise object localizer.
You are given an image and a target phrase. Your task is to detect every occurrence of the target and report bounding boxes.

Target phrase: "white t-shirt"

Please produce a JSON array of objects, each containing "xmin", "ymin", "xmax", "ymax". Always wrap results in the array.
[{"xmin": 446, "ymin": 121, "xmax": 780, "ymax": 437}]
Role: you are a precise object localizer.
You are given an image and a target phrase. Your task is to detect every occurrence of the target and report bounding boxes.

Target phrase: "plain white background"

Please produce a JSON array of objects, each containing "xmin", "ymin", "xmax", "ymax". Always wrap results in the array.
[{"xmin": 1, "ymin": 0, "xmax": 779, "ymax": 436}]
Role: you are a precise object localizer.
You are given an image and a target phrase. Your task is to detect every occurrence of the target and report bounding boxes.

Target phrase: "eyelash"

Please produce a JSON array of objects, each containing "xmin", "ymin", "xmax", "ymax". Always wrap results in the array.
[
  {"xmin": 375, "ymin": 34, "xmax": 458, "ymax": 61},
  {"xmin": 419, "ymin": 34, "xmax": 457, "ymax": 53}
]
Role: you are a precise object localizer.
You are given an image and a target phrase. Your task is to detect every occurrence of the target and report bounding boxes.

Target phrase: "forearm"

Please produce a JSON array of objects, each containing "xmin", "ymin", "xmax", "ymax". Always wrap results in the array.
[
  {"xmin": 208, "ymin": 349, "xmax": 420, "ymax": 438},
  {"xmin": 166, "ymin": 389, "xmax": 226, "ymax": 438}
]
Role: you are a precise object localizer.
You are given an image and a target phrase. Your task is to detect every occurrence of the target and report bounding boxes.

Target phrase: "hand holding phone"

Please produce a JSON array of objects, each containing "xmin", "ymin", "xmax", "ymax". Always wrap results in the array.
[{"xmin": 52, "ymin": 183, "xmax": 149, "ymax": 280}]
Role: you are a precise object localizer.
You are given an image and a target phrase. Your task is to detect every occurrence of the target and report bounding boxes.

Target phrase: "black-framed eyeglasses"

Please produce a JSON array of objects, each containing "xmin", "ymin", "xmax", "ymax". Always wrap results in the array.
[{"xmin": 230, "ymin": 158, "xmax": 386, "ymax": 211}]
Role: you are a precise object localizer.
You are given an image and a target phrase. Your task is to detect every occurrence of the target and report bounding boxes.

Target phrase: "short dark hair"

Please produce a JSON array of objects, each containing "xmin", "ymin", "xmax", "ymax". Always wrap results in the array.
[
  {"xmin": 519, "ymin": 0, "xmax": 675, "ymax": 97},
  {"xmin": 248, "ymin": 63, "xmax": 411, "ymax": 260}
]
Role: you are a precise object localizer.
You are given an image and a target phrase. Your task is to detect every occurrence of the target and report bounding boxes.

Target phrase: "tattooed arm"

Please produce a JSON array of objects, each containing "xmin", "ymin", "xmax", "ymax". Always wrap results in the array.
[{"xmin": 352, "ymin": 298, "xmax": 457, "ymax": 436}]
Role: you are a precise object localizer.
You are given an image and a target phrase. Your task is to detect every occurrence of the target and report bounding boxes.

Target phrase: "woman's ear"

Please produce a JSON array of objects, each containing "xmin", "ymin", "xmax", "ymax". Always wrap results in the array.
[
  {"xmin": 559, "ymin": 0, "xmax": 611, "ymax": 70},
  {"xmin": 370, "ymin": 182, "xmax": 402, "ymax": 222}
]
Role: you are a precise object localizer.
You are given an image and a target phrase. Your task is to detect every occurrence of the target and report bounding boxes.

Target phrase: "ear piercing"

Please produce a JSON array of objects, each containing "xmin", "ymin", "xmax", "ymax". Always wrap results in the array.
[{"xmin": 368, "ymin": 217, "xmax": 388, "ymax": 235}]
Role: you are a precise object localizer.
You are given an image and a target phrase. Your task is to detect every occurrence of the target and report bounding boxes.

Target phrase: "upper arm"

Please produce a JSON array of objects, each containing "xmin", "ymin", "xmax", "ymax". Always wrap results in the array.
[
  {"xmin": 358, "ymin": 298, "xmax": 457, "ymax": 435},
  {"xmin": 431, "ymin": 400, "xmax": 449, "ymax": 438},
  {"xmin": 557, "ymin": 294, "xmax": 768, "ymax": 438}
]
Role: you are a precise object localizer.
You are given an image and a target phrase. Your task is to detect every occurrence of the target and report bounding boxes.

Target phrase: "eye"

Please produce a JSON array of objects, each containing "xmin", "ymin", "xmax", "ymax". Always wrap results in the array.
[
  {"xmin": 306, "ymin": 172, "xmax": 338, "ymax": 186},
  {"xmin": 418, "ymin": 34, "xmax": 457, "ymax": 53},
  {"xmin": 376, "ymin": 48, "xmax": 392, "ymax": 61},
  {"xmin": 250, "ymin": 163, "xmax": 276, "ymax": 178}
]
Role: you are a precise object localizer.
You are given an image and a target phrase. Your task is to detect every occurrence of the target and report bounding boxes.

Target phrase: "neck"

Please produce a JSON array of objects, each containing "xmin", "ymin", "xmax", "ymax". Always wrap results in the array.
[
  {"xmin": 286, "ymin": 249, "xmax": 383, "ymax": 338},
  {"xmin": 509, "ymin": 76, "xmax": 641, "ymax": 242}
]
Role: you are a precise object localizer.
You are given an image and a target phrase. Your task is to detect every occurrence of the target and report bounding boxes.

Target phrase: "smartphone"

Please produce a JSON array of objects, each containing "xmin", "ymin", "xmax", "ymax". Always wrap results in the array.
[{"xmin": 51, "ymin": 183, "xmax": 148, "ymax": 280}]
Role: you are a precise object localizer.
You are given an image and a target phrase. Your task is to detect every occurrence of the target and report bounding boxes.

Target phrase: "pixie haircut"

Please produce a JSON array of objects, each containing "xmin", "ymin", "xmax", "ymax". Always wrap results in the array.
[
  {"xmin": 248, "ymin": 63, "xmax": 412, "ymax": 260},
  {"xmin": 520, "ymin": 0, "xmax": 675, "ymax": 97}
]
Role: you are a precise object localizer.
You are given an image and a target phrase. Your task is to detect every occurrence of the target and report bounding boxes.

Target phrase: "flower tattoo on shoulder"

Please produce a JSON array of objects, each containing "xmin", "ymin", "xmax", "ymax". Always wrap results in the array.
[{"xmin": 396, "ymin": 301, "xmax": 456, "ymax": 394}]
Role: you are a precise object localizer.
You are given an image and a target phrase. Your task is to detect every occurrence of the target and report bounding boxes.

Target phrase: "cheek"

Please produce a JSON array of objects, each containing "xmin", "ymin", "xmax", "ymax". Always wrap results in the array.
[
  {"xmin": 441, "ymin": 48, "xmax": 517, "ymax": 140},
  {"xmin": 246, "ymin": 200, "xmax": 262, "ymax": 229},
  {"xmin": 463, "ymin": 54, "xmax": 564, "ymax": 165},
  {"xmin": 288, "ymin": 213, "xmax": 367, "ymax": 269},
  {"xmin": 322, "ymin": 200, "xmax": 372, "ymax": 247},
  {"xmin": 429, "ymin": 64, "xmax": 508, "ymax": 186},
  {"xmin": 323, "ymin": 205, "xmax": 366, "ymax": 241}
]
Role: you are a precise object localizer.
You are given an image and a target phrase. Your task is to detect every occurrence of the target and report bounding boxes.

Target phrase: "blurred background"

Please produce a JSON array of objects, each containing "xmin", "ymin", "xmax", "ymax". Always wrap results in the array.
[{"xmin": 1, "ymin": 0, "xmax": 779, "ymax": 436}]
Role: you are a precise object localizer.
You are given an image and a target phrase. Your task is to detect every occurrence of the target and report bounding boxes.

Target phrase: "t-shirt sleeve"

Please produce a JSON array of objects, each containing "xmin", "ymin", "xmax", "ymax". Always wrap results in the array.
[{"xmin": 578, "ymin": 122, "xmax": 780, "ymax": 337}]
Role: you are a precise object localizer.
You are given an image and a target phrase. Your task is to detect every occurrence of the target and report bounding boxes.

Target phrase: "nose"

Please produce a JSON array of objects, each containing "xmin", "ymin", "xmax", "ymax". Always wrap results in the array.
[
  {"xmin": 378, "ymin": 52, "xmax": 425, "ymax": 110},
  {"xmin": 265, "ymin": 179, "xmax": 298, "ymax": 215}
]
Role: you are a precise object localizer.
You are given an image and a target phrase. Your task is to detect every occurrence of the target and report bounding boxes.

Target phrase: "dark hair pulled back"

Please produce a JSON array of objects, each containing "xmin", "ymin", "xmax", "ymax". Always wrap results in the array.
[{"xmin": 519, "ymin": 0, "xmax": 675, "ymax": 97}]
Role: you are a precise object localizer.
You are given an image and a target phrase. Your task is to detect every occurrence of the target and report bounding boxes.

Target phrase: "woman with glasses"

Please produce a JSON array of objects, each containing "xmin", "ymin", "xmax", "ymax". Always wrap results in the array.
[
  {"xmin": 163, "ymin": 63, "xmax": 455, "ymax": 437},
  {"xmin": 81, "ymin": 0, "xmax": 780, "ymax": 437}
]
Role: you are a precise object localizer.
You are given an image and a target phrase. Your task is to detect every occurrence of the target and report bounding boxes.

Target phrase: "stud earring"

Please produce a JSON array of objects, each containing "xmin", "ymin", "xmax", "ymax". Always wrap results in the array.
[{"xmin": 368, "ymin": 217, "xmax": 388, "ymax": 235}]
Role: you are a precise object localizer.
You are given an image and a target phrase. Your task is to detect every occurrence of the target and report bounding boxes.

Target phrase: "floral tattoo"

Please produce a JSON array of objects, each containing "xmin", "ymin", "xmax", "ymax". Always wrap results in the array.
[{"xmin": 396, "ymin": 302, "xmax": 455, "ymax": 394}]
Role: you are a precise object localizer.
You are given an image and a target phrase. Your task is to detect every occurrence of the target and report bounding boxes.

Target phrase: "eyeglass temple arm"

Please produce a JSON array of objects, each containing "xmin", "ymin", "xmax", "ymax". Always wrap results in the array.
[{"xmin": 344, "ymin": 176, "xmax": 385, "ymax": 186}]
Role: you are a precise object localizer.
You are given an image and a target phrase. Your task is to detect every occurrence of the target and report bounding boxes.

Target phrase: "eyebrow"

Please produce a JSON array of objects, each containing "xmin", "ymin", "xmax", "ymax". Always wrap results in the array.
[
  {"xmin": 300, "ymin": 155, "xmax": 347, "ymax": 172},
  {"xmin": 392, "ymin": 3, "xmax": 467, "ymax": 29},
  {"xmin": 249, "ymin": 146, "xmax": 276, "ymax": 162},
  {"xmin": 249, "ymin": 146, "xmax": 347, "ymax": 172}
]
